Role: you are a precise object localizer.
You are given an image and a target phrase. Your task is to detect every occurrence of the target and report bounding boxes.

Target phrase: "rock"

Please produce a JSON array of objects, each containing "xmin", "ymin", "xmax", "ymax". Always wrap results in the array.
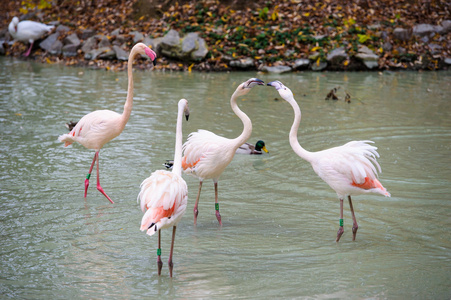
[
  {"xmin": 158, "ymin": 30, "xmax": 208, "ymax": 61},
  {"xmin": 229, "ymin": 57, "xmax": 255, "ymax": 69},
  {"xmin": 262, "ymin": 65, "xmax": 292, "ymax": 73},
  {"xmin": 81, "ymin": 29, "xmax": 96, "ymax": 40},
  {"xmin": 161, "ymin": 29, "xmax": 180, "ymax": 48},
  {"xmin": 308, "ymin": 52, "xmax": 320, "ymax": 60},
  {"xmin": 181, "ymin": 32, "xmax": 198, "ymax": 53},
  {"xmin": 440, "ymin": 20, "xmax": 451, "ymax": 34},
  {"xmin": 112, "ymin": 34, "xmax": 127, "ymax": 46},
  {"xmin": 39, "ymin": 32, "xmax": 62, "ymax": 55},
  {"xmin": 413, "ymin": 24, "xmax": 436, "ymax": 37},
  {"xmin": 110, "ymin": 28, "xmax": 121, "ymax": 36},
  {"xmin": 311, "ymin": 61, "xmax": 327, "ymax": 71},
  {"xmin": 355, "ymin": 45, "xmax": 379, "ymax": 69},
  {"xmin": 130, "ymin": 31, "xmax": 144, "ymax": 43},
  {"xmin": 428, "ymin": 43, "xmax": 442, "ymax": 55},
  {"xmin": 85, "ymin": 46, "xmax": 112, "ymax": 60},
  {"xmin": 81, "ymin": 36, "xmax": 97, "ymax": 54},
  {"xmin": 326, "ymin": 47, "xmax": 348, "ymax": 65},
  {"xmin": 293, "ymin": 58, "xmax": 310, "ymax": 70},
  {"xmin": 113, "ymin": 45, "xmax": 129, "ymax": 60},
  {"xmin": 98, "ymin": 48, "xmax": 116, "ymax": 60},
  {"xmin": 97, "ymin": 35, "xmax": 111, "ymax": 48},
  {"xmin": 393, "ymin": 27, "xmax": 411, "ymax": 41},
  {"xmin": 143, "ymin": 36, "xmax": 162, "ymax": 53},
  {"xmin": 382, "ymin": 42, "xmax": 392, "ymax": 52},
  {"xmin": 444, "ymin": 57, "xmax": 451, "ymax": 65},
  {"xmin": 56, "ymin": 25, "xmax": 70, "ymax": 34},
  {"xmin": 64, "ymin": 33, "xmax": 81, "ymax": 47},
  {"xmin": 62, "ymin": 44, "xmax": 78, "ymax": 57},
  {"xmin": 188, "ymin": 34, "xmax": 208, "ymax": 61}
]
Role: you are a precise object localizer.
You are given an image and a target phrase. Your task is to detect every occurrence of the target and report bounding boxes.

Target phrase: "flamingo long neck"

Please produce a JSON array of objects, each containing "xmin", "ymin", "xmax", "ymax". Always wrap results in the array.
[
  {"xmin": 171, "ymin": 105, "xmax": 184, "ymax": 176},
  {"xmin": 120, "ymin": 47, "xmax": 139, "ymax": 127},
  {"xmin": 230, "ymin": 89, "xmax": 252, "ymax": 148},
  {"xmin": 287, "ymin": 96, "xmax": 314, "ymax": 162}
]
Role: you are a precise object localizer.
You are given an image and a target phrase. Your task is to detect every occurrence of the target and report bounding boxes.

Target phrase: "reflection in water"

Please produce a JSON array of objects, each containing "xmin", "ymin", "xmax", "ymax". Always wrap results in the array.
[{"xmin": 0, "ymin": 57, "xmax": 450, "ymax": 299}]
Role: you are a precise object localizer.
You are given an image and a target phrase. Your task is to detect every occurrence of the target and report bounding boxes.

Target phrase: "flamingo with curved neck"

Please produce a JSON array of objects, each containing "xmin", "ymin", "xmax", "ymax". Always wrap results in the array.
[
  {"xmin": 58, "ymin": 43, "xmax": 157, "ymax": 204},
  {"xmin": 138, "ymin": 99, "xmax": 189, "ymax": 277},
  {"xmin": 182, "ymin": 78, "xmax": 265, "ymax": 225},
  {"xmin": 267, "ymin": 80, "xmax": 390, "ymax": 242}
]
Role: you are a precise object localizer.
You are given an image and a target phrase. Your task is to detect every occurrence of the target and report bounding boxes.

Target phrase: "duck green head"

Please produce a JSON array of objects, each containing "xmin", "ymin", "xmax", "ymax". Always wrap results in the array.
[{"xmin": 255, "ymin": 140, "xmax": 268, "ymax": 153}]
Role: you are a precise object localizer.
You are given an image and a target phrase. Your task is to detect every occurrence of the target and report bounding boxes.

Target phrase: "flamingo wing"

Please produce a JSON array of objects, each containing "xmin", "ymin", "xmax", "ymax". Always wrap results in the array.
[{"xmin": 138, "ymin": 170, "xmax": 188, "ymax": 235}]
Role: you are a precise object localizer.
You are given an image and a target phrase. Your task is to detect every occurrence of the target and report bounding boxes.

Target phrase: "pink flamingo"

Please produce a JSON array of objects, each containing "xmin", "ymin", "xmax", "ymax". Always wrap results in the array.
[
  {"xmin": 138, "ymin": 99, "xmax": 189, "ymax": 277},
  {"xmin": 182, "ymin": 78, "xmax": 265, "ymax": 225},
  {"xmin": 8, "ymin": 16, "xmax": 54, "ymax": 57},
  {"xmin": 58, "ymin": 43, "xmax": 157, "ymax": 204},
  {"xmin": 267, "ymin": 80, "xmax": 390, "ymax": 242}
]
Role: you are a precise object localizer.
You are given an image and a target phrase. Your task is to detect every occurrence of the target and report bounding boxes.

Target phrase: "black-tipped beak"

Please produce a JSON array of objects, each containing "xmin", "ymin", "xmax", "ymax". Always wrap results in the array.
[
  {"xmin": 254, "ymin": 78, "xmax": 265, "ymax": 85},
  {"xmin": 185, "ymin": 114, "xmax": 189, "ymax": 121}
]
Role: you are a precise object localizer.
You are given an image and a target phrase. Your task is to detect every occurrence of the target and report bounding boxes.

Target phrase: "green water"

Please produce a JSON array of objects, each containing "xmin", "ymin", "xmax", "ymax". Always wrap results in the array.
[{"xmin": 0, "ymin": 57, "xmax": 450, "ymax": 299}]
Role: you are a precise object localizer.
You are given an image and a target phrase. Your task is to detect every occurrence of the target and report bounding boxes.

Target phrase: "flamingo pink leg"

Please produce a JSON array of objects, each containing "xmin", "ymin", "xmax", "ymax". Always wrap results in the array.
[
  {"xmin": 336, "ymin": 198, "xmax": 344, "ymax": 242},
  {"xmin": 168, "ymin": 226, "xmax": 177, "ymax": 277},
  {"xmin": 214, "ymin": 182, "xmax": 222, "ymax": 226},
  {"xmin": 157, "ymin": 230, "xmax": 163, "ymax": 275},
  {"xmin": 95, "ymin": 153, "xmax": 114, "ymax": 204},
  {"xmin": 348, "ymin": 196, "xmax": 358, "ymax": 241},
  {"xmin": 84, "ymin": 152, "xmax": 98, "ymax": 198},
  {"xmin": 193, "ymin": 181, "xmax": 203, "ymax": 225},
  {"xmin": 23, "ymin": 42, "xmax": 34, "ymax": 57}
]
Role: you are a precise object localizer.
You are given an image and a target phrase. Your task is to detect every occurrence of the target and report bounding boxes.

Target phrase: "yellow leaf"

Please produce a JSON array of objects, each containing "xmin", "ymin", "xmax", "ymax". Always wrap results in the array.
[
  {"xmin": 207, "ymin": 12, "xmax": 212, "ymax": 17},
  {"xmin": 311, "ymin": 46, "xmax": 321, "ymax": 52},
  {"xmin": 15, "ymin": 113, "xmax": 22, "ymax": 116},
  {"xmin": 379, "ymin": 47, "xmax": 384, "ymax": 53},
  {"xmin": 271, "ymin": 12, "xmax": 278, "ymax": 21},
  {"xmin": 343, "ymin": 60, "xmax": 349, "ymax": 66},
  {"xmin": 316, "ymin": 58, "xmax": 320, "ymax": 66},
  {"xmin": 303, "ymin": 12, "xmax": 310, "ymax": 17},
  {"xmin": 188, "ymin": 63, "xmax": 194, "ymax": 73}
]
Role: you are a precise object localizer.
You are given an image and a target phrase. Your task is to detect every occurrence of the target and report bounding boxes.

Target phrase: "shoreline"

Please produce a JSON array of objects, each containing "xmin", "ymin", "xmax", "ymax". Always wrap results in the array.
[{"xmin": 2, "ymin": 0, "xmax": 450, "ymax": 72}]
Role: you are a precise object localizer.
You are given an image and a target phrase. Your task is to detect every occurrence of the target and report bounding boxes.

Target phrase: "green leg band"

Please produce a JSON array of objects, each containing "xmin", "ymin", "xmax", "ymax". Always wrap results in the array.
[
  {"xmin": 339, "ymin": 219, "xmax": 344, "ymax": 227},
  {"xmin": 215, "ymin": 203, "xmax": 219, "ymax": 211},
  {"xmin": 86, "ymin": 173, "xmax": 91, "ymax": 180},
  {"xmin": 157, "ymin": 248, "xmax": 161, "ymax": 256}
]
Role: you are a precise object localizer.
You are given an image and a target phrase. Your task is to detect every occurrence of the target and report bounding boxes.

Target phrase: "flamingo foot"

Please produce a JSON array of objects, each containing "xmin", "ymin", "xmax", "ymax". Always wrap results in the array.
[
  {"xmin": 193, "ymin": 208, "xmax": 199, "ymax": 225},
  {"xmin": 336, "ymin": 226, "xmax": 344, "ymax": 242},
  {"xmin": 215, "ymin": 210, "xmax": 222, "ymax": 226},
  {"xmin": 352, "ymin": 225, "xmax": 358, "ymax": 241},
  {"xmin": 84, "ymin": 178, "xmax": 90, "ymax": 198},
  {"xmin": 168, "ymin": 259, "xmax": 174, "ymax": 278},
  {"xmin": 157, "ymin": 259, "xmax": 163, "ymax": 276},
  {"xmin": 97, "ymin": 184, "xmax": 114, "ymax": 204}
]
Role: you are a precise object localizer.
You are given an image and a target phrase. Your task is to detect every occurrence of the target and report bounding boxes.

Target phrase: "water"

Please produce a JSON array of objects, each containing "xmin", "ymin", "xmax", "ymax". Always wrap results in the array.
[{"xmin": 0, "ymin": 57, "xmax": 450, "ymax": 299}]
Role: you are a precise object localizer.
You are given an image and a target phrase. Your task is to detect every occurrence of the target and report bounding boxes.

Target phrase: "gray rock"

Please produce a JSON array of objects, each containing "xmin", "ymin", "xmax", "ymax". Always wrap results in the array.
[
  {"xmin": 130, "ymin": 31, "xmax": 144, "ymax": 43},
  {"xmin": 40, "ymin": 32, "xmax": 62, "ymax": 55},
  {"xmin": 81, "ymin": 36, "xmax": 97, "ymax": 54},
  {"xmin": 428, "ymin": 43, "xmax": 442, "ymax": 55},
  {"xmin": 413, "ymin": 24, "xmax": 436, "ymax": 37},
  {"xmin": 393, "ymin": 27, "xmax": 411, "ymax": 41},
  {"xmin": 113, "ymin": 45, "xmax": 129, "ymax": 61},
  {"xmin": 110, "ymin": 28, "xmax": 121, "ymax": 36},
  {"xmin": 355, "ymin": 45, "xmax": 379, "ymax": 69},
  {"xmin": 308, "ymin": 52, "xmax": 320, "ymax": 61},
  {"xmin": 229, "ymin": 57, "xmax": 255, "ymax": 69},
  {"xmin": 64, "ymin": 33, "xmax": 80, "ymax": 47},
  {"xmin": 293, "ymin": 58, "xmax": 310, "ymax": 70},
  {"xmin": 98, "ymin": 48, "xmax": 116, "ymax": 60},
  {"xmin": 98, "ymin": 35, "xmax": 110, "ymax": 48},
  {"xmin": 190, "ymin": 35, "xmax": 208, "ymax": 61},
  {"xmin": 181, "ymin": 32, "xmax": 198, "ymax": 53},
  {"xmin": 161, "ymin": 29, "xmax": 180, "ymax": 48},
  {"xmin": 444, "ymin": 57, "xmax": 451, "ymax": 65},
  {"xmin": 81, "ymin": 29, "xmax": 96, "ymax": 40},
  {"xmin": 84, "ymin": 46, "xmax": 112, "ymax": 60},
  {"xmin": 62, "ymin": 44, "xmax": 78, "ymax": 57},
  {"xmin": 311, "ymin": 61, "xmax": 327, "ymax": 71},
  {"xmin": 382, "ymin": 41, "xmax": 392, "ymax": 52},
  {"xmin": 143, "ymin": 36, "xmax": 162, "ymax": 53},
  {"xmin": 56, "ymin": 25, "xmax": 70, "ymax": 34},
  {"xmin": 262, "ymin": 65, "xmax": 292, "ymax": 73},
  {"xmin": 440, "ymin": 20, "xmax": 451, "ymax": 34},
  {"xmin": 326, "ymin": 47, "xmax": 348, "ymax": 65}
]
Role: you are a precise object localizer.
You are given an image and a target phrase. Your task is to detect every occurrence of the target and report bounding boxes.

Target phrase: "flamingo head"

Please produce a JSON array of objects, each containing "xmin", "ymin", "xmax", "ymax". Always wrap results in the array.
[
  {"xmin": 133, "ymin": 42, "xmax": 157, "ymax": 66},
  {"xmin": 178, "ymin": 98, "xmax": 190, "ymax": 121},
  {"xmin": 236, "ymin": 78, "xmax": 264, "ymax": 96},
  {"xmin": 267, "ymin": 80, "xmax": 294, "ymax": 100}
]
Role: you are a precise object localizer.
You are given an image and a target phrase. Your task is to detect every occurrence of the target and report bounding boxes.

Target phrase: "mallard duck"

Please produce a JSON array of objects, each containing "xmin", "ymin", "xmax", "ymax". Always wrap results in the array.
[
  {"xmin": 235, "ymin": 140, "xmax": 268, "ymax": 155},
  {"xmin": 163, "ymin": 140, "xmax": 268, "ymax": 170}
]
